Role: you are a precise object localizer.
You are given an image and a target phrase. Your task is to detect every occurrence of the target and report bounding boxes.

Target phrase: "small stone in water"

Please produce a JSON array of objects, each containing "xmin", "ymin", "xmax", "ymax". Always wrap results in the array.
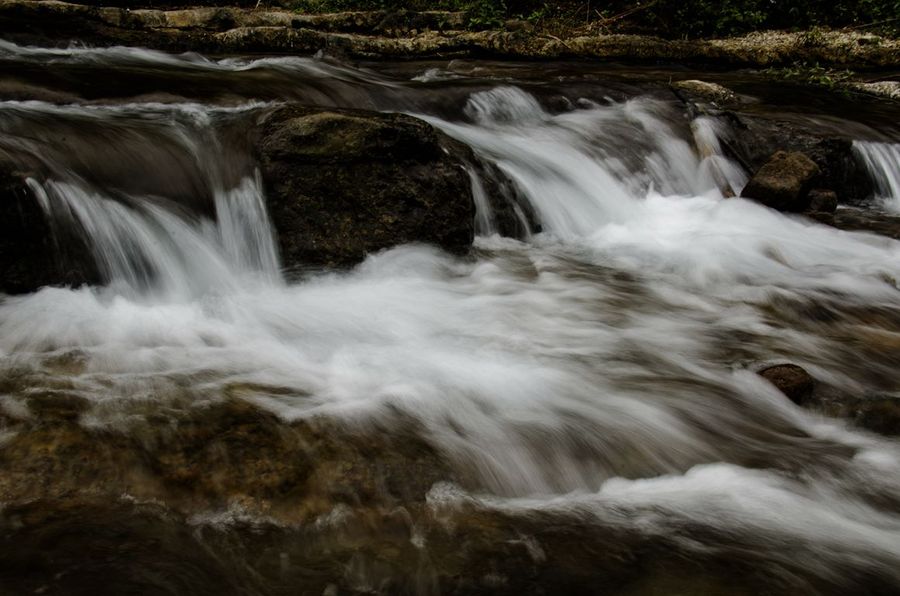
[
  {"xmin": 807, "ymin": 189, "xmax": 838, "ymax": 213},
  {"xmin": 758, "ymin": 364, "xmax": 815, "ymax": 405},
  {"xmin": 741, "ymin": 151, "xmax": 820, "ymax": 212}
]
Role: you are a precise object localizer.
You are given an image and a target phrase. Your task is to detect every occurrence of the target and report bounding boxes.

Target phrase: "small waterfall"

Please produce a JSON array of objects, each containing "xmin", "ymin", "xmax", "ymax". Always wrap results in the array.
[
  {"xmin": 463, "ymin": 85, "xmax": 548, "ymax": 126},
  {"xmin": 28, "ymin": 174, "xmax": 281, "ymax": 300},
  {"xmin": 854, "ymin": 141, "xmax": 900, "ymax": 211},
  {"xmin": 466, "ymin": 166, "xmax": 497, "ymax": 236},
  {"xmin": 0, "ymin": 99, "xmax": 281, "ymax": 300},
  {"xmin": 691, "ymin": 116, "xmax": 748, "ymax": 197},
  {"xmin": 211, "ymin": 174, "xmax": 281, "ymax": 282},
  {"xmin": 421, "ymin": 87, "xmax": 743, "ymax": 241}
]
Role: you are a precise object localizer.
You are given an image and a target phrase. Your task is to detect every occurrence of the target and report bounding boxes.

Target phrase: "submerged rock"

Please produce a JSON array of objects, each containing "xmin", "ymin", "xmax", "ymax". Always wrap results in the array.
[
  {"xmin": 791, "ymin": 384, "xmax": 900, "ymax": 437},
  {"xmin": 0, "ymin": 395, "xmax": 453, "ymax": 518},
  {"xmin": 256, "ymin": 106, "xmax": 477, "ymax": 269},
  {"xmin": 758, "ymin": 363, "xmax": 815, "ymax": 405},
  {"xmin": 0, "ymin": 492, "xmax": 791, "ymax": 596},
  {"xmin": 741, "ymin": 151, "xmax": 820, "ymax": 211},
  {"xmin": 854, "ymin": 398, "xmax": 900, "ymax": 436},
  {"xmin": 809, "ymin": 208, "xmax": 900, "ymax": 239},
  {"xmin": 806, "ymin": 188, "xmax": 838, "ymax": 213}
]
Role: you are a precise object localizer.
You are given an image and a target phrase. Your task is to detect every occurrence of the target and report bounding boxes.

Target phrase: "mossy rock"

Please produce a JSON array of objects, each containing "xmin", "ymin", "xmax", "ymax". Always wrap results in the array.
[{"xmin": 257, "ymin": 105, "xmax": 477, "ymax": 270}]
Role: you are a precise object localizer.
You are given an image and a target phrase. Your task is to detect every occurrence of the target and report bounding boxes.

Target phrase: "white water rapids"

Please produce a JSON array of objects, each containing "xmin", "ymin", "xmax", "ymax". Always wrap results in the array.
[{"xmin": 2, "ymin": 45, "xmax": 900, "ymax": 591}]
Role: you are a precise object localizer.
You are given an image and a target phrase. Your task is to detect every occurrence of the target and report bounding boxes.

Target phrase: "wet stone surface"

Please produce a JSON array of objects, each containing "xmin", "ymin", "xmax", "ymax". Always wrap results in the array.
[{"xmin": 758, "ymin": 363, "xmax": 815, "ymax": 405}]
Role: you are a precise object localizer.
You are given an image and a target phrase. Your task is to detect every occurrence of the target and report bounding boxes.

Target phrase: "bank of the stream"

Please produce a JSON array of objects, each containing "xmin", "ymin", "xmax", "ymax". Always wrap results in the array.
[{"xmin": 2, "ymin": 0, "xmax": 900, "ymax": 73}]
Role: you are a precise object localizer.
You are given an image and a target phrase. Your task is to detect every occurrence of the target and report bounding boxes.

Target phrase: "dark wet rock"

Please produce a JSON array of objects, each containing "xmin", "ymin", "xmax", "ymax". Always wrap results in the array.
[
  {"xmin": 256, "ymin": 105, "xmax": 477, "ymax": 268},
  {"xmin": 758, "ymin": 363, "xmax": 815, "ymax": 405},
  {"xmin": 801, "ymin": 386, "xmax": 900, "ymax": 437},
  {"xmin": 792, "ymin": 139, "xmax": 870, "ymax": 206},
  {"xmin": 854, "ymin": 398, "xmax": 900, "ymax": 436},
  {"xmin": 726, "ymin": 114, "xmax": 873, "ymax": 206},
  {"xmin": 0, "ymin": 499, "xmax": 262, "ymax": 596},
  {"xmin": 0, "ymin": 396, "xmax": 453, "ymax": 520},
  {"xmin": 0, "ymin": 490, "xmax": 883, "ymax": 596},
  {"xmin": 476, "ymin": 160, "xmax": 540, "ymax": 238},
  {"xmin": 142, "ymin": 398, "xmax": 452, "ymax": 513},
  {"xmin": 806, "ymin": 188, "xmax": 838, "ymax": 213},
  {"xmin": 0, "ymin": 162, "xmax": 98, "ymax": 294},
  {"xmin": 808, "ymin": 207, "xmax": 900, "ymax": 240},
  {"xmin": 0, "ymin": 80, "xmax": 82, "ymax": 104},
  {"xmin": 741, "ymin": 151, "xmax": 820, "ymax": 212},
  {"xmin": 25, "ymin": 392, "xmax": 91, "ymax": 422}
]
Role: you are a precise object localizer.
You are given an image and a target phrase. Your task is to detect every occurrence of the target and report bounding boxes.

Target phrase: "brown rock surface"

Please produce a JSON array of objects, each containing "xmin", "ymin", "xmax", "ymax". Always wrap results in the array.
[
  {"xmin": 758, "ymin": 363, "xmax": 815, "ymax": 405},
  {"xmin": 741, "ymin": 151, "xmax": 820, "ymax": 211}
]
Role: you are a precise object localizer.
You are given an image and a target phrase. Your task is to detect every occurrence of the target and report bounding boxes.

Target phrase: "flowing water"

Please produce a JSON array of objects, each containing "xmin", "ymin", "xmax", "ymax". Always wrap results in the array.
[
  {"xmin": 2, "ymin": 40, "xmax": 900, "ymax": 595},
  {"xmin": 855, "ymin": 141, "xmax": 900, "ymax": 212}
]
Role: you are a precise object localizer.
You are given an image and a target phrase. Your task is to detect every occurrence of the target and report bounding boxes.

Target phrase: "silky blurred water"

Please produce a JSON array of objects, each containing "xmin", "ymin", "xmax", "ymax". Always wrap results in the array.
[{"xmin": 1, "ymin": 39, "xmax": 900, "ymax": 593}]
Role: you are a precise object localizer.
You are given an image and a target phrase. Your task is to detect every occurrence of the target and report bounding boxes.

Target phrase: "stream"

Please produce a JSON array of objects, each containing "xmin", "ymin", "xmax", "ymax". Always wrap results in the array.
[{"xmin": 1, "ymin": 40, "xmax": 900, "ymax": 595}]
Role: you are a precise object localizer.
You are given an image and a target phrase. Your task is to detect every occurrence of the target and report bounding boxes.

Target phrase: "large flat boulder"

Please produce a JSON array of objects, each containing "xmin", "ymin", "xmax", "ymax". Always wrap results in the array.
[{"xmin": 256, "ymin": 106, "xmax": 477, "ymax": 270}]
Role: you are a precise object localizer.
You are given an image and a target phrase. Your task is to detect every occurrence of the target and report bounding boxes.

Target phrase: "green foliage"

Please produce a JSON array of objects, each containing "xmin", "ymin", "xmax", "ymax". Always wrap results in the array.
[
  {"xmin": 290, "ymin": 0, "xmax": 509, "ymax": 30},
  {"xmin": 291, "ymin": 0, "xmax": 470, "ymax": 13},
  {"xmin": 525, "ymin": 5, "xmax": 552, "ymax": 23},
  {"xmin": 762, "ymin": 62, "xmax": 857, "ymax": 94},
  {"xmin": 638, "ymin": 0, "xmax": 899, "ymax": 37},
  {"xmin": 596, "ymin": 0, "xmax": 899, "ymax": 37},
  {"xmin": 288, "ymin": 0, "xmax": 900, "ymax": 38},
  {"xmin": 667, "ymin": 0, "xmax": 767, "ymax": 37},
  {"xmin": 769, "ymin": 0, "xmax": 900, "ymax": 31},
  {"xmin": 466, "ymin": 0, "xmax": 507, "ymax": 29}
]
